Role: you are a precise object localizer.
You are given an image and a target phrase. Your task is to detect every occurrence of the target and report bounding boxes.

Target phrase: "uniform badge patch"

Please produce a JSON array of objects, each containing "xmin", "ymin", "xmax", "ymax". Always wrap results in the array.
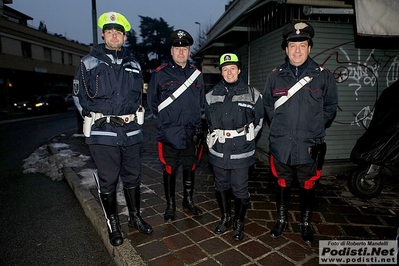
[
  {"xmin": 73, "ymin": 79, "xmax": 79, "ymax": 95},
  {"xmin": 273, "ymin": 89, "xmax": 288, "ymax": 97}
]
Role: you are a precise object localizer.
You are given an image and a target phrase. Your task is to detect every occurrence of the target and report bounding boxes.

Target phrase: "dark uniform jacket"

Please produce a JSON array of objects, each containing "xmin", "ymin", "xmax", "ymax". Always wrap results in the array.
[
  {"xmin": 263, "ymin": 57, "xmax": 338, "ymax": 166},
  {"xmin": 205, "ymin": 77, "xmax": 264, "ymax": 169},
  {"xmin": 73, "ymin": 43, "xmax": 144, "ymax": 146},
  {"xmin": 147, "ymin": 60, "xmax": 204, "ymax": 149}
]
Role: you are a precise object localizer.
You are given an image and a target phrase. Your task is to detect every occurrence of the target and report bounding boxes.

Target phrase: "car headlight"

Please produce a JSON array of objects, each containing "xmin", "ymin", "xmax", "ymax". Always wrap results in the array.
[{"xmin": 35, "ymin": 102, "xmax": 44, "ymax": 107}]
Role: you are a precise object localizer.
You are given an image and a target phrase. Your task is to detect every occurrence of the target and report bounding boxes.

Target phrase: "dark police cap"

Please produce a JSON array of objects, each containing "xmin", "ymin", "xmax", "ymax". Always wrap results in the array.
[
  {"xmin": 283, "ymin": 21, "xmax": 314, "ymax": 42},
  {"xmin": 169, "ymin": 29, "xmax": 194, "ymax": 46}
]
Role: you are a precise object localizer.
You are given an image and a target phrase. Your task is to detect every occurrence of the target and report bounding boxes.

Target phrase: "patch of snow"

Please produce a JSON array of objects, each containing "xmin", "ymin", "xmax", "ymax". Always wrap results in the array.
[{"xmin": 22, "ymin": 143, "xmax": 90, "ymax": 181}]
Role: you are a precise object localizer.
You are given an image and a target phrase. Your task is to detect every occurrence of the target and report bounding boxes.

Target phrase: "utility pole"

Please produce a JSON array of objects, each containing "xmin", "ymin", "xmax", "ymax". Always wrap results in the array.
[
  {"xmin": 91, "ymin": 0, "xmax": 98, "ymax": 45},
  {"xmin": 195, "ymin": 22, "xmax": 201, "ymax": 35}
]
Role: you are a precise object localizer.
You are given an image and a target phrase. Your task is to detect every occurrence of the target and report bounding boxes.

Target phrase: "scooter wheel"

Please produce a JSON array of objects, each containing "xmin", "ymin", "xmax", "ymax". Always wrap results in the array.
[{"xmin": 348, "ymin": 166, "xmax": 384, "ymax": 199}]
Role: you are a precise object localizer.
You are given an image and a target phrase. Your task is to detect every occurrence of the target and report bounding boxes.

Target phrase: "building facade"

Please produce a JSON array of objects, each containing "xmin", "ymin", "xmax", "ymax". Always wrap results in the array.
[
  {"xmin": 0, "ymin": 0, "xmax": 89, "ymax": 108},
  {"xmin": 197, "ymin": 0, "xmax": 399, "ymax": 164}
]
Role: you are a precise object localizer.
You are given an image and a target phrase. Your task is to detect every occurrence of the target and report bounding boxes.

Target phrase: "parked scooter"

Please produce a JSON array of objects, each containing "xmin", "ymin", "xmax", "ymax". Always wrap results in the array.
[{"xmin": 349, "ymin": 79, "xmax": 399, "ymax": 199}]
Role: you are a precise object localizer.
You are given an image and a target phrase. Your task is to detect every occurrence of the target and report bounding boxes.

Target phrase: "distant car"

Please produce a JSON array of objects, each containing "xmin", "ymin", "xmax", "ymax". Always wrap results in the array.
[
  {"xmin": 12, "ymin": 94, "xmax": 39, "ymax": 111},
  {"xmin": 25, "ymin": 93, "xmax": 68, "ymax": 113},
  {"xmin": 13, "ymin": 100, "xmax": 29, "ymax": 110}
]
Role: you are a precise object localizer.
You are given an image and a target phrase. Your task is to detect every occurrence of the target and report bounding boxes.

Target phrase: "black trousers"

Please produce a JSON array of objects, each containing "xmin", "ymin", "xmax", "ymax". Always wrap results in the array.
[
  {"xmin": 89, "ymin": 143, "xmax": 141, "ymax": 193},
  {"xmin": 270, "ymin": 154, "xmax": 321, "ymax": 189},
  {"xmin": 158, "ymin": 137, "xmax": 198, "ymax": 174},
  {"xmin": 213, "ymin": 165, "xmax": 249, "ymax": 198}
]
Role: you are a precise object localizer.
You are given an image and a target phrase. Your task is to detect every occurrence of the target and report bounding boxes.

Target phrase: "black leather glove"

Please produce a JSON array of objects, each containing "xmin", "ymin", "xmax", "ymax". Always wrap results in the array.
[
  {"xmin": 109, "ymin": 116, "xmax": 125, "ymax": 127},
  {"xmin": 110, "ymin": 117, "xmax": 125, "ymax": 127},
  {"xmin": 193, "ymin": 128, "xmax": 204, "ymax": 156},
  {"xmin": 82, "ymin": 109, "xmax": 91, "ymax": 117},
  {"xmin": 310, "ymin": 142, "xmax": 327, "ymax": 170},
  {"xmin": 94, "ymin": 116, "xmax": 125, "ymax": 128},
  {"xmin": 193, "ymin": 128, "xmax": 204, "ymax": 146},
  {"xmin": 94, "ymin": 117, "xmax": 107, "ymax": 127}
]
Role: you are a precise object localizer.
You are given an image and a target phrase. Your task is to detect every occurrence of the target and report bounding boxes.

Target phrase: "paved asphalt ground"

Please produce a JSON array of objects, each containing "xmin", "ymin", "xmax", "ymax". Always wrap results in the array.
[{"xmin": 47, "ymin": 114, "xmax": 399, "ymax": 266}]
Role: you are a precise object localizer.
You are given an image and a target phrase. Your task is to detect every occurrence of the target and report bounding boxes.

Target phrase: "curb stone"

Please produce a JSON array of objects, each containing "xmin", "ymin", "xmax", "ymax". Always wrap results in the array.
[{"xmin": 62, "ymin": 167, "xmax": 146, "ymax": 266}]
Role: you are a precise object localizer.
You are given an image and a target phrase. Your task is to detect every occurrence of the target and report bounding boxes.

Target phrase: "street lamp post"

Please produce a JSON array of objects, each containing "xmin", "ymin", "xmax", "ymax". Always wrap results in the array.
[
  {"xmin": 195, "ymin": 21, "xmax": 201, "ymax": 35},
  {"xmin": 92, "ymin": 0, "xmax": 98, "ymax": 45},
  {"xmin": 195, "ymin": 22, "xmax": 202, "ymax": 48}
]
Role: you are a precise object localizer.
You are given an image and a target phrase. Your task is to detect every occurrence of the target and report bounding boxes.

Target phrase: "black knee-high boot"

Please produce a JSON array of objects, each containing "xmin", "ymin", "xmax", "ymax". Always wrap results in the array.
[
  {"xmin": 300, "ymin": 187, "xmax": 315, "ymax": 244},
  {"xmin": 124, "ymin": 186, "xmax": 153, "ymax": 234},
  {"xmin": 214, "ymin": 189, "xmax": 232, "ymax": 234},
  {"xmin": 163, "ymin": 170, "xmax": 176, "ymax": 221},
  {"xmin": 232, "ymin": 197, "xmax": 249, "ymax": 241},
  {"xmin": 270, "ymin": 186, "xmax": 291, "ymax": 238},
  {"xmin": 99, "ymin": 191, "xmax": 123, "ymax": 246},
  {"xmin": 182, "ymin": 169, "xmax": 202, "ymax": 216}
]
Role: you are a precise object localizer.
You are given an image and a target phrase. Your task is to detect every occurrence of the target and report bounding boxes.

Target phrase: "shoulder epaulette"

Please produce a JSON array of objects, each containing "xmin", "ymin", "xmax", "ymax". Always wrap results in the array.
[
  {"xmin": 83, "ymin": 53, "xmax": 90, "ymax": 59},
  {"xmin": 318, "ymin": 65, "xmax": 331, "ymax": 73},
  {"xmin": 82, "ymin": 55, "xmax": 100, "ymax": 71},
  {"xmin": 270, "ymin": 66, "xmax": 281, "ymax": 75},
  {"xmin": 155, "ymin": 63, "xmax": 168, "ymax": 72},
  {"xmin": 190, "ymin": 65, "xmax": 202, "ymax": 73}
]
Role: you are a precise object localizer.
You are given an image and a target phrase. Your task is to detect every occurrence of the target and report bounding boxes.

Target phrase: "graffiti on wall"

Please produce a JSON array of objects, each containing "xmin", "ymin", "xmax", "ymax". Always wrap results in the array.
[{"xmin": 314, "ymin": 41, "xmax": 399, "ymax": 128}]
